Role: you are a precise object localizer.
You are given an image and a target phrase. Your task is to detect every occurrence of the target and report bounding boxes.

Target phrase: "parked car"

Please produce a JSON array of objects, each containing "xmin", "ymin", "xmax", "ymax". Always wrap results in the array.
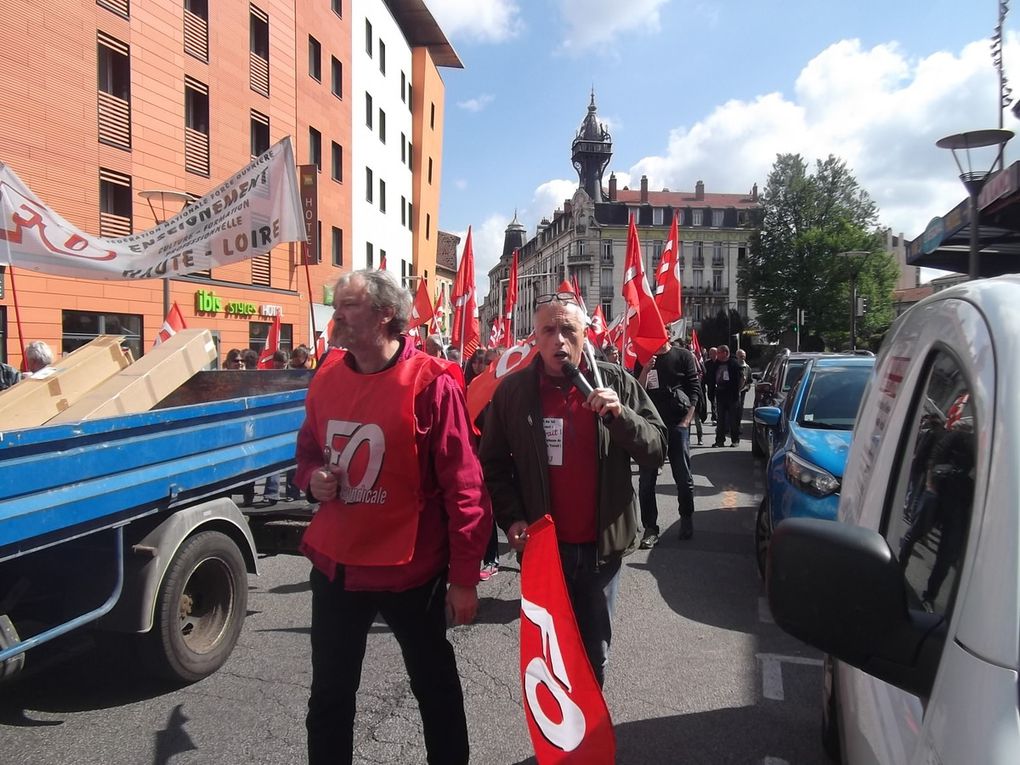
[
  {"xmin": 751, "ymin": 351, "xmax": 812, "ymax": 457},
  {"xmin": 753, "ymin": 355, "xmax": 875, "ymax": 578},
  {"xmin": 767, "ymin": 275, "xmax": 1020, "ymax": 764}
]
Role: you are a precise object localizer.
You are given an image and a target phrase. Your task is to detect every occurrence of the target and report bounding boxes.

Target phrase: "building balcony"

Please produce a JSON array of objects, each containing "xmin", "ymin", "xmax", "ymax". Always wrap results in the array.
[
  {"xmin": 599, "ymin": 287, "xmax": 615, "ymax": 301},
  {"xmin": 250, "ymin": 52, "xmax": 270, "ymax": 97},
  {"xmin": 567, "ymin": 253, "xmax": 592, "ymax": 264},
  {"xmin": 184, "ymin": 9, "xmax": 209, "ymax": 62},
  {"xmin": 185, "ymin": 127, "xmax": 210, "ymax": 177},
  {"xmin": 97, "ymin": 91, "xmax": 131, "ymax": 151}
]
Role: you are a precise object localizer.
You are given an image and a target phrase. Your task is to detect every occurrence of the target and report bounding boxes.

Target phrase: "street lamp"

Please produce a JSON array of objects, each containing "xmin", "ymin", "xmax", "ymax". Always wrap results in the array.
[
  {"xmin": 935, "ymin": 129, "xmax": 1013, "ymax": 280},
  {"xmin": 139, "ymin": 189, "xmax": 193, "ymax": 316},
  {"xmin": 837, "ymin": 250, "xmax": 870, "ymax": 351}
]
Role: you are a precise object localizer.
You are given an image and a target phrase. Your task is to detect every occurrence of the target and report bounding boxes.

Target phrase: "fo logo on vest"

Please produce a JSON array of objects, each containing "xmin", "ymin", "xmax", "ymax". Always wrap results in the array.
[{"xmin": 324, "ymin": 420, "xmax": 387, "ymax": 505}]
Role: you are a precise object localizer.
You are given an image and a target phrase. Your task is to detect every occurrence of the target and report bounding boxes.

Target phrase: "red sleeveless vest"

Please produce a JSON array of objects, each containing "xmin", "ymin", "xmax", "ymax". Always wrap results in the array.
[{"xmin": 301, "ymin": 351, "xmax": 453, "ymax": 567}]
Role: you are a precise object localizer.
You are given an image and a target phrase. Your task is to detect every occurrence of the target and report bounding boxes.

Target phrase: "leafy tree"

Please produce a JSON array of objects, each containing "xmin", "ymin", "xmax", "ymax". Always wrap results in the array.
[
  {"xmin": 741, "ymin": 154, "xmax": 898, "ymax": 347},
  {"xmin": 699, "ymin": 308, "xmax": 743, "ymax": 349}
]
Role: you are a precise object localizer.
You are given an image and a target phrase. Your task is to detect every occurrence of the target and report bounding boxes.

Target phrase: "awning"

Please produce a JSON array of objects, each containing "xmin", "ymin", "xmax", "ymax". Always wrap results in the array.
[{"xmin": 907, "ymin": 161, "xmax": 1020, "ymax": 276}]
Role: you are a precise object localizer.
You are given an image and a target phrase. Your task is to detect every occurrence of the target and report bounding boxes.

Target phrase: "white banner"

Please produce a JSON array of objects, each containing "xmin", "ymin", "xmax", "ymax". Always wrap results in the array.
[{"xmin": 0, "ymin": 137, "xmax": 305, "ymax": 280}]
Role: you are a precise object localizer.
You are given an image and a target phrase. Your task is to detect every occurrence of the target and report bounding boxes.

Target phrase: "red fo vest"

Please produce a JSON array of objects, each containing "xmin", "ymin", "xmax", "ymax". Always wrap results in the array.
[{"xmin": 301, "ymin": 352, "xmax": 451, "ymax": 567}]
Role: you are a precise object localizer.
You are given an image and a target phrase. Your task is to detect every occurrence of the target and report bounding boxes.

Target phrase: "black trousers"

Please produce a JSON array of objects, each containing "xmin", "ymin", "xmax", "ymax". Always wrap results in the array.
[
  {"xmin": 306, "ymin": 567, "xmax": 469, "ymax": 765},
  {"xmin": 715, "ymin": 396, "xmax": 742, "ymax": 443}
]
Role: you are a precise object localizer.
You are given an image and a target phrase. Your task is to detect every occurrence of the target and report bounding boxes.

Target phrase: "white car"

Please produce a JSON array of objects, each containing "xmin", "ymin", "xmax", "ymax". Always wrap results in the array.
[{"xmin": 767, "ymin": 275, "xmax": 1020, "ymax": 764}]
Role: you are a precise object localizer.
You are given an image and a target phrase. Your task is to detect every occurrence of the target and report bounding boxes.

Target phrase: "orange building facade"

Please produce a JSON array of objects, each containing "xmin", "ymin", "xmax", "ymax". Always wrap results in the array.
[{"xmin": 0, "ymin": 0, "xmax": 452, "ymax": 368}]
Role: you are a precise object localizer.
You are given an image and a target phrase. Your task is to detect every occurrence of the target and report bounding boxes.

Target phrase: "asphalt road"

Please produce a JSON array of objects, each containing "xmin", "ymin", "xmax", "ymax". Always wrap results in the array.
[{"xmin": 0, "ymin": 413, "xmax": 829, "ymax": 764}]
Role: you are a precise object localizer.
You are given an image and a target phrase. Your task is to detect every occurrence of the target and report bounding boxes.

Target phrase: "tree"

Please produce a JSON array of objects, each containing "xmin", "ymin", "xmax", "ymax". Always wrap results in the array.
[
  {"xmin": 741, "ymin": 154, "xmax": 897, "ymax": 346},
  {"xmin": 699, "ymin": 308, "xmax": 743, "ymax": 350}
]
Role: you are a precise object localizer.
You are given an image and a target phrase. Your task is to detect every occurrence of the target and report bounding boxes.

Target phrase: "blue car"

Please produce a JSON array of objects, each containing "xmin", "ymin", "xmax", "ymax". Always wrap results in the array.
[{"xmin": 753, "ymin": 355, "xmax": 875, "ymax": 579}]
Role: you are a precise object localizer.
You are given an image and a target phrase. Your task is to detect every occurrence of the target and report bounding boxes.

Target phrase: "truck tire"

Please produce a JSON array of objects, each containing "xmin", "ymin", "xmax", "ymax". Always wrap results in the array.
[{"xmin": 147, "ymin": 530, "xmax": 248, "ymax": 683}]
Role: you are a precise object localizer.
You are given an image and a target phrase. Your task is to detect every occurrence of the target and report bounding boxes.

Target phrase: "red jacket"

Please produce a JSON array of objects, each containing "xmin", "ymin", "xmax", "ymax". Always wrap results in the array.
[{"xmin": 295, "ymin": 338, "xmax": 492, "ymax": 591}]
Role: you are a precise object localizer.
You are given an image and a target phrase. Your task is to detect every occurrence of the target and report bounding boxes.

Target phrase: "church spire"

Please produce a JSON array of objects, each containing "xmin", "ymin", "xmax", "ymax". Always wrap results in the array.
[{"xmin": 572, "ymin": 92, "xmax": 612, "ymax": 202}]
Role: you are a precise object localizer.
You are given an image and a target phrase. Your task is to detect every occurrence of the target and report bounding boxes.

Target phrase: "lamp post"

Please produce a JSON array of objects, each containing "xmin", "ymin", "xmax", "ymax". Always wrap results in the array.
[
  {"xmin": 935, "ymin": 129, "xmax": 1013, "ymax": 280},
  {"xmin": 139, "ymin": 189, "xmax": 193, "ymax": 316},
  {"xmin": 837, "ymin": 250, "xmax": 870, "ymax": 351}
]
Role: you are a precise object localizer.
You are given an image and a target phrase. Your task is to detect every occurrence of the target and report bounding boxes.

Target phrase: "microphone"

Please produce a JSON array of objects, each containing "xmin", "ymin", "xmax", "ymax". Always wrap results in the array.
[{"xmin": 561, "ymin": 361, "xmax": 613, "ymax": 424}]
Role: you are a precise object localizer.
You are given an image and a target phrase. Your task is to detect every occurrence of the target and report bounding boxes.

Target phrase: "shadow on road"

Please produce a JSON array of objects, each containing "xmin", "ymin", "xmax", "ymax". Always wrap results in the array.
[{"xmin": 509, "ymin": 699, "xmax": 823, "ymax": 764}]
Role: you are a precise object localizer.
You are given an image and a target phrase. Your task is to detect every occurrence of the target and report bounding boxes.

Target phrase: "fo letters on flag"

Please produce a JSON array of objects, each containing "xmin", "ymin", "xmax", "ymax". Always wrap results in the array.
[{"xmin": 519, "ymin": 516, "xmax": 615, "ymax": 764}]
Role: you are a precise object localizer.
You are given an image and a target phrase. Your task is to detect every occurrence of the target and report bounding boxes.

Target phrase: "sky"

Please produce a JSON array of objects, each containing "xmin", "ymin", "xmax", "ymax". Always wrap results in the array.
[{"xmin": 425, "ymin": 0, "xmax": 1020, "ymax": 301}]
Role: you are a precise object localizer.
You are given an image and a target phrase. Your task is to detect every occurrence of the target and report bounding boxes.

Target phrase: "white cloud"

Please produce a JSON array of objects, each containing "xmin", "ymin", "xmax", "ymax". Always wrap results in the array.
[
  {"xmin": 457, "ymin": 93, "xmax": 495, "ymax": 112},
  {"xmin": 626, "ymin": 34, "xmax": 1020, "ymax": 242},
  {"xmin": 556, "ymin": 0, "xmax": 669, "ymax": 51},
  {"xmin": 427, "ymin": 0, "xmax": 524, "ymax": 44}
]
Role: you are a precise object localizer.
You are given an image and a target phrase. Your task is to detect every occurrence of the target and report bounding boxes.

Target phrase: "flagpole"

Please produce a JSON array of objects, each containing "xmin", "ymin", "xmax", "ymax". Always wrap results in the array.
[{"xmin": 6, "ymin": 264, "xmax": 27, "ymax": 370}]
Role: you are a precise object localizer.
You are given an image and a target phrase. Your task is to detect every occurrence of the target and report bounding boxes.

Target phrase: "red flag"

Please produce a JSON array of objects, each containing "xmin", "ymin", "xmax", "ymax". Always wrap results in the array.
[
  {"xmin": 488, "ymin": 318, "xmax": 504, "ymax": 348},
  {"xmin": 379, "ymin": 252, "xmax": 387, "ymax": 271},
  {"xmin": 257, "ymin": 313, "xmax": 282, "ymax": 368},
  {"xmin": 431, "ymin": 286, "xmax": 448, "ymax": 335},
  {"xmin": 520, "ymin": 516, "xmax": 616, "ymax": 764},
  {"xmin": 503, "ymin": 249, "xmax": 520, "ymax": 348},
  {"xmin": 570, "ymin": 273, "xmax": 588, "ymax": 313},
  {"xmin": 466, "ymin": 339, "xmax": 538, "ymax": 423},
  {"xmin": 654, "ymin": 211, "xmax": 683, "ymax": 324},
  {"xmin": 587, "ymin": 305, "xmax": 608, "ymax": 348},
  {"xmin": 154, "ymin": 302, "xmax": 187, "ymax": 346},
  {"xmin": 452, "ymin": 226, "xmax": 480, "ymax": 355},
  {"xmin": 690, "ymin": 328, "xmax": 705, "ymax": 376},
  {"xmin": 621, "ymin": 214, "xmax": 668, "ymax": 366},
  {"xmin": 315, "ymin": 319, "xmax": 335, "ymax": 359},
  {"xmin": 409, "ymin": 277, "xmax": 435, "ymax": 330}
]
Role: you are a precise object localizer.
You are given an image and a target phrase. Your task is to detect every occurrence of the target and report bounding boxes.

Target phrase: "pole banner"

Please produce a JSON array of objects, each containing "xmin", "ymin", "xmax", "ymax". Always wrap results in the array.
[
  {"xmin": 519, "ymin": 515, "xmax": 615, "ymax": 764},
  {"xmin": 0, "ymin": 137, "xmax": 305, "ymax": 280}
]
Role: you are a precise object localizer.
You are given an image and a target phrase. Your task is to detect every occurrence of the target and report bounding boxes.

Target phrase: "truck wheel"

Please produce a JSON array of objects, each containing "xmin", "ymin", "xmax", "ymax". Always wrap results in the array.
[
  {"xmin": 755, "ymin": 497, "xmax": 771, "ymax": 581},
  {"xmin": 148, "ymin": 530, "xmax": 248, "ymax": 683}
]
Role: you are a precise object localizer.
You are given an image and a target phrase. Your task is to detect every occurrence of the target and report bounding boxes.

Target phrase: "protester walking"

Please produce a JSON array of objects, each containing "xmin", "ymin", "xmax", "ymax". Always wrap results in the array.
[{"xmin": 712, "ymin": 345, "xmax": 744, "ymax": 447}]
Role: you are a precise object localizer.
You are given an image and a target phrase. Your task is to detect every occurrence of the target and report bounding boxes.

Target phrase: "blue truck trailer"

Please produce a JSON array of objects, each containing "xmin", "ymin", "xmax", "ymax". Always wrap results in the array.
[{"xmin": 0, "ymin": 369, "xmax": 312, "ymax": 684}]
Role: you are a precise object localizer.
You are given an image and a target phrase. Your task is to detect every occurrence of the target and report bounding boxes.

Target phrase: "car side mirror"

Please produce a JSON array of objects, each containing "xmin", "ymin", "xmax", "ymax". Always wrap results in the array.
[
  {"xmin": 754, "ymin": 406, "xmax": 781, "ymax": 428},
  {"xmin": 755, "ymin": 381, "xmax": 773, "ymax": 395},
  {"xmin": 751, "ymin": 372, "xmax": 762, "ymax": 381},
  {"xmin": 767, "ymin": 518, "xmax": 945, "ymax": 698}
]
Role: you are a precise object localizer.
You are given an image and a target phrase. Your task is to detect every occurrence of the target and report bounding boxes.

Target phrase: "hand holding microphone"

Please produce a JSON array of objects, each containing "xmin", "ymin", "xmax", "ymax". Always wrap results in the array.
[{"xmin": 561, "ymin": 361, "xmax": 622, "ymax": 424}]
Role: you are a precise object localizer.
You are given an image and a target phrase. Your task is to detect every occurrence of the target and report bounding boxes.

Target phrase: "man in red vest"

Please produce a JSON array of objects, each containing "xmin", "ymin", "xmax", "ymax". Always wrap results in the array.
[
  {"xmin": 479, "ymin": 292, "xmax": 665, "ymax": 686},
  {"xmin": 295, "ymin": 269, "xmax": 492, "ymax": 765}
]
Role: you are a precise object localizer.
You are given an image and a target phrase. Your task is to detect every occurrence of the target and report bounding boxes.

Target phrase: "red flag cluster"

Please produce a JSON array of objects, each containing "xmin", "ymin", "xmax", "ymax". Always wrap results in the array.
[{"xmin": 621, "ymin": 213, "xmax": 668, "ymax": 366}]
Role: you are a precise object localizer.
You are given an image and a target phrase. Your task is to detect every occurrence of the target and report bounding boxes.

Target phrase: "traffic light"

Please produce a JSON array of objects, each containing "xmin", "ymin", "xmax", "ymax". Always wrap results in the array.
[{"xmin": 856, "ymin": 296, "xmax": 869, "ymax": 316}]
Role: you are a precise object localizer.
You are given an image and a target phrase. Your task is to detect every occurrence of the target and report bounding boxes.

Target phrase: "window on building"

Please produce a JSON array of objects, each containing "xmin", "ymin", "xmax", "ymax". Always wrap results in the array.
[
  {"xmin": 309, "ymin": 127, "xmax": 321, "ymax": 170},
  {"xmin": 712, "ymin": 270, "xmax": 723, "ymax": 291},
  {"xmin": 692, "ymin": 209, "xmax": 703, "ymax": 226},
  {"xmin": 184, "ymin": 76, "xmax": 210, "ymax": 176},
  {"xmin": 426, "ymin": 213, "xmax": 431, "ymax": 240},
  {"xmin": 379, "ymin": 179, "xmax": 386, "ymax": 213},
  {"xmin": 407, "ymin": 84, "xmax": 413, "ymax": 110},
  {"xmin": 308, "ymin": 35, "xmax": 321, "ymax": 80},
  {"xmin": 430, "ymin": 102, "xmax": 435, "ymax": 129},
  {"xmin": 712, "ymin": 210, "xmax": 724, "ymax": 227},
  {"xmin": 712, "ymin": 241, "xmax": 724, "ymax": 266},
  {"xmin": 365, "ymin": 167, "xmax": 373, "ymax": 203},
  {"xmin": 407, "ymin": 203, "xmax": 413, "ymax": 230},
  {"xmin": 601, "ymin": 239, "xmax": 613, "ymax": 262},
  {"xmin": 401, "ymin": 133, "xmax": 406, "ymax": 164},
  {"xmin": 331, "ymin": 56, "xmax": 342, "ymax": 98},
  {"xmin": 400, "ymin": 71, "xmax": 406, "ymax": 102},
  {"xmin": 365, "ymin": 92, "xmax": 373, "ymax": 128},
  {"xmin": 99, "ymin": 168, "xmax": 132, "ymax": 237},
  {"xmin": 249, "ymin": 5, "xmax": 270, "ymax": 97},
  {"xmin": 365, "ymin": 18, "xmax": 372, "ymax": 56},
  {"xmin": 378, "ymin": 109, "xmax": 386, "ymax": 143},
  {"xmin": 652, "ymin": 207, "xmax": 664, "ymax": 226},
  {"xmin": 401, "ymin": 195, "xmax": 406, "ymax": 226},
  {"xmin": 64, "ymin": 309, "xmax": 142, "ymax": 359},
  {"xmin": 97, "ymin": 32, "xmax": 131, "ymax": 151},
  {"xmin": 331, "ymin": 226, "xmax": 343, "ymax": 266},
  {"xmin": 97, "ymin": 0, "xmax": 130, "ymax": 19},
  {"xmin": 251, "ymin": 251, "xmax": 271, "ymax": 287},
  {"xmin": 693, "ymin": 270, "xmax": 703, "ymax": 289},
  {"xmin": 331, "ymin": 142, "xmax": 342, "ymax": 182},
  {"xmin": 366, "ymin": 241, "xmax": 374, "ymax": 268},
  {"xmin": 407, "ymin": 142, "xmax": 412, "ymax": 166},
  {"xmin": 693, "ymin": 241, "xmax": 704, "ymax": 266},
  {"xmin": 250, "ymin": 321, "xmax": 292, "ymax": 354},
  {"xmin": 332, "ymin": 0, "xmax": 341, "ymax": 16},
  {"xmin": 183, "ymin": 0, "xmax": 208, "ymax": 62},
  {"xmin": 250, "ymin": 110, "xmax": 269, "ymax": 157},
  {"xmin": 379, "ymin": 40, "xmax": 386, "ymax": 74},
  {"xmin": 427, "ymin": 157, "xmax": 433, "ymax": 184}
]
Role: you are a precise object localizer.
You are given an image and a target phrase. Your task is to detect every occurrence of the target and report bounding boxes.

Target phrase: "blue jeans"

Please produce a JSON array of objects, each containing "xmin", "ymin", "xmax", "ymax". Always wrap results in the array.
[
  {"xmin": 638, "ymin": 424, "xmax": 694, "ymax": 531},
  {"xmin": 558, "ymin": 542, "xmax": 622, "ymax": 688}
]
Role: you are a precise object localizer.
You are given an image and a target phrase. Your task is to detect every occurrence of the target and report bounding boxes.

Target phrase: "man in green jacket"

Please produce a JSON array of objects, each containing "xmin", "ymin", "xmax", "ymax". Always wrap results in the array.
[{"xmin": 478, "ymin": 293, "xmax": 666, "ymax": 686}]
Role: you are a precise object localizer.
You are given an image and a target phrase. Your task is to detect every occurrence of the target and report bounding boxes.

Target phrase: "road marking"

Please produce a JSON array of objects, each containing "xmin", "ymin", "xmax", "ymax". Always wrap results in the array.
[
  {"xmin": 720, "ymin": 489, "xmax": 739, "ymax": 510},
  {"xmin": 758, "ymin": 596, "xmax": 773, "ymax": 623},
  {"xmin": 763, "ymin": 758, "xmax": 790, "ymax": 765},
  {"xmin": 756, "ymin": 653, "xmax": 823, "ymax": 701}
]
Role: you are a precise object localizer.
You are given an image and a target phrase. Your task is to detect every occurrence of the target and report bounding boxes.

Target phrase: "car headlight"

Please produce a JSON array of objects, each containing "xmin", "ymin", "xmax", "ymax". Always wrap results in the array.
[{"xmin": 785, "ymin": 452, "xmax": 840, "ymax": 497}]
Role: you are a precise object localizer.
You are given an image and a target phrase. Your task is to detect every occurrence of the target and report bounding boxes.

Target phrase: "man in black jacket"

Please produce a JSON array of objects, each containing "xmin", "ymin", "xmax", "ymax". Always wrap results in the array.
[
  {"xmin": 713, "ymin": 345, "xmax": 744, "ymax": 447},
  {"xmin": 635, "ymin": 340, "xmax": 703, "ymax": 543}
]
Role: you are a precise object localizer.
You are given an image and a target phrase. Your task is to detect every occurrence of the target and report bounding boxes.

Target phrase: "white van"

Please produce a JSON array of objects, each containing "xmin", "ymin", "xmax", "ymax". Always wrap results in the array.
[{"xmin": 767, "ymin": 275, "xmax": 1020, "ymax": 764}]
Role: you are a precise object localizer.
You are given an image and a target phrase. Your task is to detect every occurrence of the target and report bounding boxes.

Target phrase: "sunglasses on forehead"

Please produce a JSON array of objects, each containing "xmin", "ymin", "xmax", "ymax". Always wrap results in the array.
[{"xmin": 535, "ymin": 291, "xmax": 579, "ymax": 306}]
